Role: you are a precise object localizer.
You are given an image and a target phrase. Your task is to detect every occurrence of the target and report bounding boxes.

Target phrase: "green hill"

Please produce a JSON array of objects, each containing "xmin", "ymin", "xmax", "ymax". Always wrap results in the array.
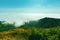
[
  {"xmin": 20, "ymin": 17, "xmax": 60, "ymax": 28},
  {"xmin": 0, "ymin": 17, "xmax": 60, "ymax": 40}
]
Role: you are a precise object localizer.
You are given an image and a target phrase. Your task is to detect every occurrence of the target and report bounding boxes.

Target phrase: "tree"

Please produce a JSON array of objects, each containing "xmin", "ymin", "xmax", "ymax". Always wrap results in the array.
[{"xmin": 0, "ymin": 21, "xmax": 16, "ymax": 32}]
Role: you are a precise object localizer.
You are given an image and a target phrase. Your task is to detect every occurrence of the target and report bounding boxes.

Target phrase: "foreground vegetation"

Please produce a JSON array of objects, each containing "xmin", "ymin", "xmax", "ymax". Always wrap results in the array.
[
  {"xmin": 0, "ymin": 17, "xmax": 60, "ymax": 40},
  {"xmin": 0, "ymin": 26, "xmax": 60, "ymax": 40}
]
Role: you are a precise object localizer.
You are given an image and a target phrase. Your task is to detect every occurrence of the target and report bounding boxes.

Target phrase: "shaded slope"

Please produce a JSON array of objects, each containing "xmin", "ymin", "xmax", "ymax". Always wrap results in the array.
[
  {"xmin": 37, "ymin": 17, "xmax": 60, "ymax": 27},
  {"xmin": 20, "ymin": 17, "xmax": 60, "ymax": 28}
]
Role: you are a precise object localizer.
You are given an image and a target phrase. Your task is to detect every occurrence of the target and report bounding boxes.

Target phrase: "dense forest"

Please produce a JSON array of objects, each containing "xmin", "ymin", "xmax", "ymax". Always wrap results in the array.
[
  {"xmin": 0, "ymin": 17, "xmax": 60, "ymax": 40},
  {"xmin": 20, "ymin": 17, "xmax": 60, "ymax": 28}
]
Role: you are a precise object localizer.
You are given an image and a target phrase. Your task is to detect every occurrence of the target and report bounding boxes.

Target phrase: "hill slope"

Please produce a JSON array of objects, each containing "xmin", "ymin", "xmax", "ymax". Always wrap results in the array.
[
  {"xmin": 20, "ymin": 17, "xmax": 60, "ymax": 28},
  {"xmin": 0, "ymin": 26, "xmax": 60, "ymax": 40}
]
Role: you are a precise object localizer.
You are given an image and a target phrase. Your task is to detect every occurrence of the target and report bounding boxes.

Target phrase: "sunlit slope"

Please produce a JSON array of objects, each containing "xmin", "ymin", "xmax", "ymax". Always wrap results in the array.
[
  {"xmin": 0, "ymin": 28, "xmax": 31, "ymax": 40},
  {"xmin": 0, "ymin": 26, "xmax": 60, "ymax": 40}
]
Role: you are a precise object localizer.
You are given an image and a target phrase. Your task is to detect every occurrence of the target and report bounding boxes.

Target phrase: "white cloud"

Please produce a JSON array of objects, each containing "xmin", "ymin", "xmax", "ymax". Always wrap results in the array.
[{"xmin": 0, "ymin": 8, "xmax": 60, "ymax": 26}]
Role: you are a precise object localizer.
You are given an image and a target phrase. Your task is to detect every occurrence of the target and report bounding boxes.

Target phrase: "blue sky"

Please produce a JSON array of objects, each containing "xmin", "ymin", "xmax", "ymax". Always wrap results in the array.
[
  {"xmin": 0, "ymin": 0, "xmax": 60, "ymax": 25},
  {"xmin": 0, "ymin": 0, "xmax": 60, "ymax": 8}
]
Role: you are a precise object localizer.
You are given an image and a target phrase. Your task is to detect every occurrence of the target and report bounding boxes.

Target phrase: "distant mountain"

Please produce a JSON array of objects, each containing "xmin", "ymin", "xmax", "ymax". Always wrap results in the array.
[
  {"xmin": 20, "ymin": 17, "xmax": 60, "ymax": 28},
  {"xmin": 37, "ymin": 17, "xmax": 60, "ymax": 28}
]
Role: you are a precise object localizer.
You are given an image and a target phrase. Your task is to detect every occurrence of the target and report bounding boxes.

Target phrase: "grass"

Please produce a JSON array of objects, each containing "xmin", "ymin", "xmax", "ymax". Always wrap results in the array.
[{"xmin": 0, "ymin": 26, "xmax": 60, "ymax": 40}]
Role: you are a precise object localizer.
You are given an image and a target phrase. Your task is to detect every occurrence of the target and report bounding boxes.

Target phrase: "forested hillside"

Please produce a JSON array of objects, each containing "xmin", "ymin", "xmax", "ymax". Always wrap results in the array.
[
  {"xmin": 0, "ymin": 17, "xmax": 60, "ymax": 40},
  {"xmin": 20, "ymin": 17, "xmax": 60, "ymax": 28}
]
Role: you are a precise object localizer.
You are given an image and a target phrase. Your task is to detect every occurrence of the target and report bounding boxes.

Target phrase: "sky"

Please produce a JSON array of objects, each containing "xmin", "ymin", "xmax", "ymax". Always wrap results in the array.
[{"xmin": 0, "ymin": 0, "xmax": 60, "ymax": 25}]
